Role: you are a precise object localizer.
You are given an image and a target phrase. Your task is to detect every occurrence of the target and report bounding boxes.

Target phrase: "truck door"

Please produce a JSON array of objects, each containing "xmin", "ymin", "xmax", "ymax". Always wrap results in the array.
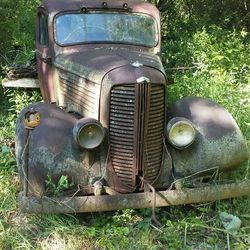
[{"xmin": 36, "ymin": 9, "xmax": 55, "ymax": 103}]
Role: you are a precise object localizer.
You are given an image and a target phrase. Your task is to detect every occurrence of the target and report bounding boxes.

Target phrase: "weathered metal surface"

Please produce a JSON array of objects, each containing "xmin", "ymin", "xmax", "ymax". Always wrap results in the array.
[
  {"xmin": 109, "ymin": 84, "xmax": 137, "ymax": 190},
  {"xmin": 19, "ymin": 180, "xmax": 250, "ymax": 213},
  {"xmin": 16, "ymin": 102, "xmax": 107, "ymax": 196},
  {"xmin": 36, "ymin": 6, "xmax": 55, "ymax": 103},
  {"xmin": 56, "ymin": 70, "xmax": 100, "ymax": 118},
  {"xmin": 99, "ymin": 63, "xmax": 171, "ymax": 192},
  {"xmin": 108, "ymin": 83, "xmax": 167, "ymax": 191},
  {"xmin": 167, "ymin": 96, "xmax": 249, "ymax": 178},
  {"xmin": 54, "ymin": 48, "xmax": 166, "ymax": 85},
  {"xmin": 143, "ymin": 84, "xmax": 165, "ymax": 183},
  {"xmin": 73, "ymin": 117, "xmax": 105, "ymax": 149},
  {"xmin": 36, "ymin": 0, "xmax": 161, "ymax": 103},
  {"xmin": 54, "ymin": 47, "xmax": 166, "ymax": 118},
  {"xmin": 16, "ymin": 0, "xmax": 249, "ymax": 215},
  {"xmin": 41, "ymin": 0, "xmax": 159, "ymax": 15},
  {"xmin": 2, "ymin": 78, "xmax": 39, "ymax": 89},
  {"xmin": 52, "ymin": 49, "xmax": 171, "ymax": 193}
]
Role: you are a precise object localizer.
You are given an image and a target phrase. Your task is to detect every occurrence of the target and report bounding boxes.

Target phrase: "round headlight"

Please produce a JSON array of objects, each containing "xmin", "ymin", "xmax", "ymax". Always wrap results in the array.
[
  {"xmin": 73, "ymin": 118, "xmax": 105, "ymax": 149},
  {"xmin": 167, "ymin": 117, "xmax": 196, "ymax": 148}
]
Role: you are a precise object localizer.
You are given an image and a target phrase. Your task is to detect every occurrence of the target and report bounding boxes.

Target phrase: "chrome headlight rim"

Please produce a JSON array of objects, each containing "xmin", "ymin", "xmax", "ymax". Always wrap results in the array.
[
  {"xmin": 167, "ymin": 117, "xmax": 196, "ymax": 149},
  {"xmin": 73, "ymin": 118, "xmax": 105, "ymax": 150}
]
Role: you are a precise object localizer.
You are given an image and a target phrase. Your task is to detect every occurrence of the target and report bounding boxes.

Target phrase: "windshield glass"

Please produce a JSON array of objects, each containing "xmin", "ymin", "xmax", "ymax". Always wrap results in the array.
[{"xmin": 55, "ymin": 13, "xmax": 158, "ymax": 47}]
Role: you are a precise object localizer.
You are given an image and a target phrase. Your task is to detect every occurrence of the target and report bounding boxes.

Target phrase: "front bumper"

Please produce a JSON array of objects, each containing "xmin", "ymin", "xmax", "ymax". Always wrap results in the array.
[{"xmin": 19, "ymin": 180, "xmax": 250, "ymax": 213}]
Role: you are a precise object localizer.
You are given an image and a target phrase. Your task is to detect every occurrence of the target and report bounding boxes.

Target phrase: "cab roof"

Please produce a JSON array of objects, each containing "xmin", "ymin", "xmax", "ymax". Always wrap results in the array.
[{"xmin": 40, "ymin": 0, "xmax": 159, "ymax": 18}]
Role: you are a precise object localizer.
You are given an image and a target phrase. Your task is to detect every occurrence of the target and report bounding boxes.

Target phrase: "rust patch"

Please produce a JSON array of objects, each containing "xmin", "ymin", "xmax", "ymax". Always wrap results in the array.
[
  {"xmin": 16, "ymin": 102, "xmax": 106, "ymax": 196},
  {"xmin": 167, "ymin": 96, "xmax": 249, "ymax": 178},
  {"xmin": 18, "ymin": 180, "xmax": 250, "ymax": 213}
]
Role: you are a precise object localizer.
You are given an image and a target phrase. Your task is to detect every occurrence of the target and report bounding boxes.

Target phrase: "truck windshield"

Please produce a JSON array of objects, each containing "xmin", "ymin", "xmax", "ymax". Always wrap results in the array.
[{"xmin": 55, "ymin": 13, "xmax": 158, "ymax": 47}]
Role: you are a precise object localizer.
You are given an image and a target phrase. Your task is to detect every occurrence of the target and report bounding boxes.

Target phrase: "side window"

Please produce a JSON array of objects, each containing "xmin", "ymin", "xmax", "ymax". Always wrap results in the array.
[{"xmin": 39, "ymin": 13, "xmax": 49, "ymax": 45}]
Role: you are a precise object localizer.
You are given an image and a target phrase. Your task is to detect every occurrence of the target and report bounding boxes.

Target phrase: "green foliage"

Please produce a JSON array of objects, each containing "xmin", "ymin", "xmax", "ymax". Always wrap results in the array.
[
  {"xmin": 0, "ymin": 0, "xmax": 41, "ymax": 66},
  {"xmin": 0, "ymin": 145, "xmax": 16, "ymax": 171},
  {"xmin": 0, "ymin": 86, "xmax": 41, "ymax": 141},
  {"xmin": 0, "ymin": 1, "xmax": 249, "ymax": 249},
  {"xmin": 152, "ymin": 0, "xmax": 250, "ymax": 35},
  {"xmin": 6, "ymin": 89, "xmax": 41, "ymax": 118},
  {"xmin": 163, "ymin": 26, "xmax": 250, "ymax": 148},
  {"xmin": 45, "ymin": 175, "xmax": 74, "ymax": 196}
]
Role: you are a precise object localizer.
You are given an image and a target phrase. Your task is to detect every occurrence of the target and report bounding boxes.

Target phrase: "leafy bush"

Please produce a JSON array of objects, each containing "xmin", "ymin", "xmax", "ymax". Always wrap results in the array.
[
  {"xmin": 163, "ymin": 26, "xmax": 250, "ymax": 145},
  {"xmin": 0, "ymin": 87, "xmax": 41, "ymax": 141},
  {"xmin": 0, "ymin": 0, "xmax": 41, "ymax": 66},
  {"xmin": 45, "ymin": 175, "xmax": 74, "ymax": 196}
]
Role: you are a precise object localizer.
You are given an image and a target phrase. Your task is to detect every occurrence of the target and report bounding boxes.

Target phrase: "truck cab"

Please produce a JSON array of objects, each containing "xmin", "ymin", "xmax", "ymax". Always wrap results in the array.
[{"xmin": 36, "ymin": 0, "xmax": 162, "ymax": 104}]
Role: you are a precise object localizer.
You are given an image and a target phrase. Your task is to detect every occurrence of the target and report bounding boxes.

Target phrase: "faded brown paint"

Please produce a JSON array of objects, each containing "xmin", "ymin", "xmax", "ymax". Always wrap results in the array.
[
  {"xmin": 167, "ymin": 96, "xmax": 249, "ymax": 177},
  {"xmin": 16, "ymin": 102, "xmax": 106, "ymax": 196},
  {"xmin": 15, "ymin": 0, "xmax": 249, "ymax": 213},
  {"xmin": 34, "ymin": 0, "xmax": 172, "ymax": 194},
  {"xmin": 36, "ymin": 0, "xmax": 161, "ymax": 102}
]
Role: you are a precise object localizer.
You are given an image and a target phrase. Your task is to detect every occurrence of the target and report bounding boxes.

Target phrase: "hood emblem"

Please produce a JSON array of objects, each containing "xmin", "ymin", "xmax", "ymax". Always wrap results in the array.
[
  {"xmin": 136, "ymin": 76, "xmax": 150, "ymax": 83},
  {"xmin": 131, "ymin": 61, "xmax": 143, "ymax": 68}
]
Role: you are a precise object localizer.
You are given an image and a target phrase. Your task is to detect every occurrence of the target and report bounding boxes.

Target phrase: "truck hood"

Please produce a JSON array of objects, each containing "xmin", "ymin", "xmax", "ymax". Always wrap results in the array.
[{"xmin": 54, "ymin": 47, "xmax": 166, "ymax": 84}]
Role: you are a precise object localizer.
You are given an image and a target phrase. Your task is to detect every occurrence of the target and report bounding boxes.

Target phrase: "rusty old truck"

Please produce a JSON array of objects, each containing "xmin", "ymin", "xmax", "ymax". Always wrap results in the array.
[{"xmin": 16, "ymin": 0, "xmax": 249, "ymax": 213}]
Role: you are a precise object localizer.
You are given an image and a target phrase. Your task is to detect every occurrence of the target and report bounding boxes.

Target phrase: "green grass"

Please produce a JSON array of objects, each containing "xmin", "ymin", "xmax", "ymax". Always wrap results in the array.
[{"xmin": 0, "ymin": 26, "xmax": 249, "ymax": 249}]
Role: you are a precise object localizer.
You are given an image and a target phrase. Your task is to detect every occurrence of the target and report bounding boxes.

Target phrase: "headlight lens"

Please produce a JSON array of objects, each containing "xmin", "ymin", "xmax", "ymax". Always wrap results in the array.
[
  {"xmin": 73, "ymin": 118, "xmax": 105, "ymax": 149},
  {"xmin": 167, "ymin": 117, "xmax": 196, "ymax": 148}
]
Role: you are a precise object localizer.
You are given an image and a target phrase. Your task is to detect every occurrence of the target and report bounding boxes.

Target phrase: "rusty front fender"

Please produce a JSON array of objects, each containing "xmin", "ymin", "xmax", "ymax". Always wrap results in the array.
[
  {"xmin": 167, "ymin": 96, "xmax": 249, "ymax": 178},
  {"xmin": 15, "ymin": 102, "xmax": 104, "ymax": 196}
]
